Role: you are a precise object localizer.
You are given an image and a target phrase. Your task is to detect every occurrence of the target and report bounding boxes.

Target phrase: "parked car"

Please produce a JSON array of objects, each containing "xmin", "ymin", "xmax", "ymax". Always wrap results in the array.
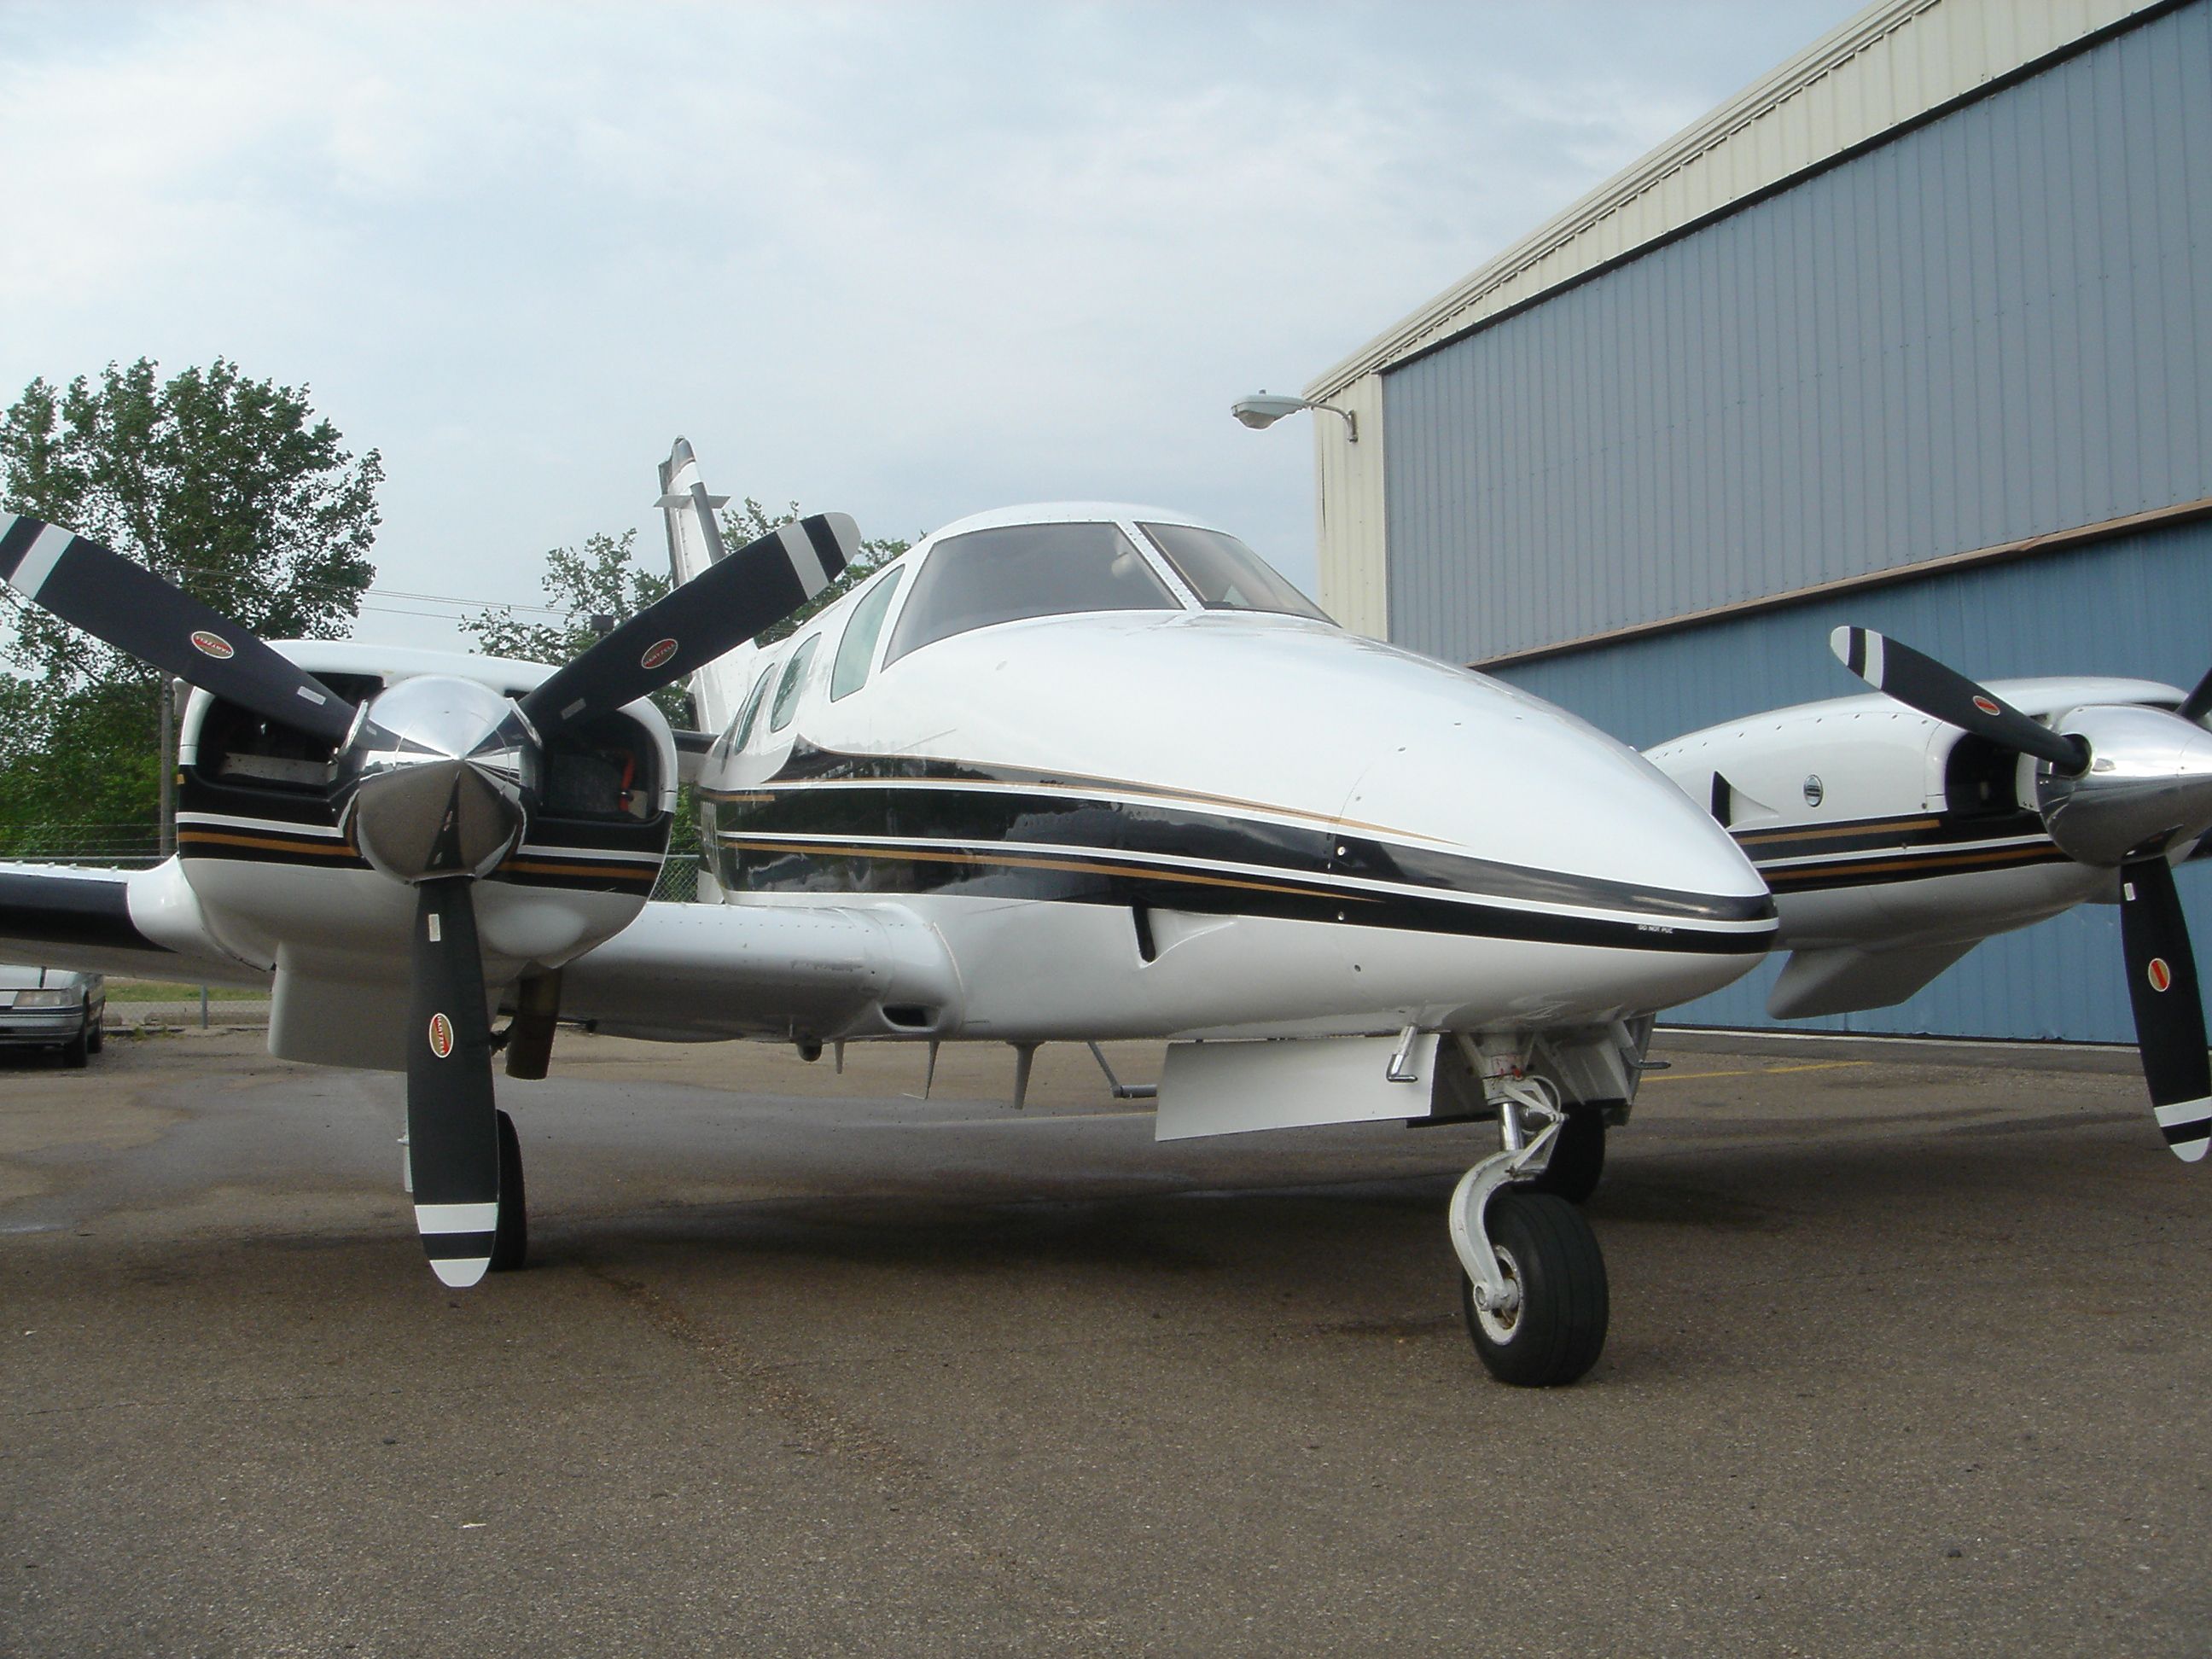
[{"xmin": 0, "ymin": 965, "xmax": 105, "ymax": 1068}]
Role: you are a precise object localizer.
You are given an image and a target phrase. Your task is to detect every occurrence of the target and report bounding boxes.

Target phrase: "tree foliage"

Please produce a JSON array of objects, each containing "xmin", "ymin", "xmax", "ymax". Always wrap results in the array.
[
  {"xmin": 461, "ymin": 530, "xmax": 669, "ymax": 671},
  {"xmin": 0, "ymin": 358, "xmax": 381, "ymax": 859}
]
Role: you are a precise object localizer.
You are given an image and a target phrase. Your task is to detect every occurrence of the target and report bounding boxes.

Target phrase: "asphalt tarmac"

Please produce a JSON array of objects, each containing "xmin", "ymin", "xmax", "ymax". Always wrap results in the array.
[{"xmin": 3, "ymin": 1025, "xmax": 2207, "ymax": 1656}]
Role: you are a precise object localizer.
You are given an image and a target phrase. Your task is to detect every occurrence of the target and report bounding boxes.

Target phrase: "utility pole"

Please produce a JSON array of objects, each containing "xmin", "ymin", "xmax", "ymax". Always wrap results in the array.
[{"xmin": 158, "ymin": 676, "xmax": 177, "ymax": 859}]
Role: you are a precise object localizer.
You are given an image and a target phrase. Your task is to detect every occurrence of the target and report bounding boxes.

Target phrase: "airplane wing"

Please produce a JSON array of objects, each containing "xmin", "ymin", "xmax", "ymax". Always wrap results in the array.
[
  {"xmin": 0, "ymin": 860, "xmax": 271, "ymax": 987},
  {"xmin": 0, "ymin": 859, "xmax": 963, "ymax": 1049},
  {"xmin": 556, "ymin": 898, "xmax": 959, "ymax": 1045}
]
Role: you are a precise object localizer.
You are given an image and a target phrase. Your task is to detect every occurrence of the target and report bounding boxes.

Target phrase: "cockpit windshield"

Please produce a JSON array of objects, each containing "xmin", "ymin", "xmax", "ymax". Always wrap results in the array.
[
  {"xmin": 1138, "ymin": 522, "xmax": 1330, "ymax": 621},
  {"xmin": 883, "ymin": 521, "xmax": 1176, "ymax": 664}
]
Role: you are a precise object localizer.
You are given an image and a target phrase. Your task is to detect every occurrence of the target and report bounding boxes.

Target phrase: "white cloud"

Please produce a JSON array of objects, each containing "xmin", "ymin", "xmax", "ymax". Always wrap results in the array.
[{"xmin": 0, "ymin": 0, "xmax": 1858, "ymax": 643}]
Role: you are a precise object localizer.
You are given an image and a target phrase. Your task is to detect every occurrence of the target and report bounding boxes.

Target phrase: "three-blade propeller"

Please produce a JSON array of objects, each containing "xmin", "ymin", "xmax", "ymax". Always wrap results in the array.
[
  {"xmin": 1831, "ymin": 626, "xmax": 2212, "ymax": 1161},
  {"xmin": 2, "ymin": 505, "xmax": 862, "ymax": 1274}
]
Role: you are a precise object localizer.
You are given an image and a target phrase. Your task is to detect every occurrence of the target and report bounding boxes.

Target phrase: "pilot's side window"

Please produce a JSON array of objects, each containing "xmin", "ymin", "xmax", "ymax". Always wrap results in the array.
[
  {"xmin": 731, "ymin": 663, "xmax": 777, "ymax": 750},
  {"xmin": 830, "ymin": 567, "xmax": 905, "ymax": 700},
  {"xmin": 769, "ymin": 635, "xmax": 822, "ymax": 733},
  {"xmin": 882, "ymin": 522, "xmax": 1175, "ymax": 665}
]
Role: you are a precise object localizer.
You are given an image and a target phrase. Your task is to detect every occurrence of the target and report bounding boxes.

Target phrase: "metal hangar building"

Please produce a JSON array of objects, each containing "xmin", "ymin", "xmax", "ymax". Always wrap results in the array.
[{"xmin": 1301, "ymin": 0, "xmax": 2212, "ymax": 1042}]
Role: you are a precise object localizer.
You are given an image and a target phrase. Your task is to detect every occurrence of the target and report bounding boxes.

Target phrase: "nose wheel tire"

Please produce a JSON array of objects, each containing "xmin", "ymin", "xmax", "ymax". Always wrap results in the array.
[
  {"xmin": 1522, "ymin": 1103, "xmax": 1605, "ymax": 1203},
  {"xmin": 1460, "ymin": 1190, "xmax": 1608, "ymax": 1387},
  {"xmin": 487, "ymin": 1109, "xmax": 528, "ymax": 1272}
]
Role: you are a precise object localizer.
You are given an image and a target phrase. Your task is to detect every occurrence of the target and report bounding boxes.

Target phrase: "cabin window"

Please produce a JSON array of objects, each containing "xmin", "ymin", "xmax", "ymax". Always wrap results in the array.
[
  {"xmin": 769, "ymin": 635, "xmax": 821, "ymax": 733},
  {"xmin": 1138, "ymin": 522, "xmax": 1330, "ymax": 621},
  {"xmin": 830, "ymin": 567, "xmax": 905, "ymax": 700},
  {"xmin": 883, "ymin": 522, "xmax": 1175, "ymax": 665},
  {"xmin": 731, "ymin": 662, "xmax": 777, "ymax": 750}
]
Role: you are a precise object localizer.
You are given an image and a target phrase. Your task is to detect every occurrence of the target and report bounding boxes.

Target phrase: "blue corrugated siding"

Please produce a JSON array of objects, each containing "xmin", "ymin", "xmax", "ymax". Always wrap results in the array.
[
  {"xmin": 1492, "ymin": 519, "xmax": 2212, "ymax": 1039},
  {"xmin": 1382, "ymin": 0, "xmax": 2212, "ymax": 663}
]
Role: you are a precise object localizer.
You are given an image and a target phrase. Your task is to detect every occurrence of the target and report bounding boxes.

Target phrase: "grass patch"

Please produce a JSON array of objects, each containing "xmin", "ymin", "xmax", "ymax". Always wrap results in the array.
[{"xmin": 106, "ymin": 980, "xmax": 269, "ymax": 1004}]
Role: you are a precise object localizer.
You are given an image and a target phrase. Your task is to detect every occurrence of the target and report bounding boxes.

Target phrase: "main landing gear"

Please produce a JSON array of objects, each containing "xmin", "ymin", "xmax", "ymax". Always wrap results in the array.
[
  {"xmin": 1448, "ymin": 1074, "xmax": 1609, "ymax": 1386},
  {"xmin": 488, "ymin": 1108, "xmax": 528, "ymax": 1272}
]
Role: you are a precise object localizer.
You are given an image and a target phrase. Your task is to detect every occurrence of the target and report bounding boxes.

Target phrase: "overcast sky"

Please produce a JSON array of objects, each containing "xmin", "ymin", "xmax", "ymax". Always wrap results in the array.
[{"xmin": 1, "ymin": 0, "xmax": 1857, "ymax": 649}]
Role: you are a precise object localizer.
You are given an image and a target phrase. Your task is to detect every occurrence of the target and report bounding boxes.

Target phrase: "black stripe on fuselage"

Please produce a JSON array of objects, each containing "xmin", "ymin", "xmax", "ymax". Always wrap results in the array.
[
  {"xmin": 714, "ymin": 831, "xmax": 1773, "ymax": 956},
  {"xmin": 704, "ymin": 752, "xmax": 1773, "ymax": 929},
  {"xmin": 0, "ymin": 871, "xmax": 168, "ymax": 954}
]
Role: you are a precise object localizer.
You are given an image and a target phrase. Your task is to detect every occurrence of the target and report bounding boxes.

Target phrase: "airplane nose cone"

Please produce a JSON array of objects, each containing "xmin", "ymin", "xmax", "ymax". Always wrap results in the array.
[{"xmin": 1342, "ymin": 678, "xmax": 1770, "ymax": 906}]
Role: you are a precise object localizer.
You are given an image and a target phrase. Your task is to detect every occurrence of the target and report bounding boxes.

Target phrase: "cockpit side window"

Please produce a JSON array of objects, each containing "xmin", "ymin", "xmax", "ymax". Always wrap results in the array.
[
  {"xmin": 1138, "ymin": 522, "xmax": 1331, "ymax": 621},
  {"xmin": 830, "ymin": 566, "xmax": 905, "ymax": 700},
  {"xmin": 731, "ymin": 662, "xmax": 777, "ymax": 750},
  {"xmin": 769, "ymin": 635, "xmax": 822, "ymax": 733},
  {"xmin": 883, "ymin": 522, "xmax": 1176, "ymax": 666}
]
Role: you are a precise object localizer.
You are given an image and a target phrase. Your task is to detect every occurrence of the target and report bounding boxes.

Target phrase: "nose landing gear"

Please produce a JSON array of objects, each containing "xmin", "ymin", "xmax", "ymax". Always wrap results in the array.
[{"xmin": 1448, "ymin": 1074, "xmax": 1609, "ymax": 1386}]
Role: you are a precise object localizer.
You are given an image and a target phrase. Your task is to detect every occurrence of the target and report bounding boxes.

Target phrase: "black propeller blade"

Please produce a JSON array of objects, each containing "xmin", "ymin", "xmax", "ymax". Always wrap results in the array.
[
  {"xmin": 1830, "ymin": 626, "xmax": 2088, "ymax": 774},
  {"xmin": 407, "ymin": 876, "xmax": 504, "ymax": 1285},
  {"xmin": 2177, "ymin": 662, "xmax": 2212, "ymax": 726},
  {"xmin": 519, "ymin": 512, "xmax": 863, "ymax": 737},
  {"xmin": 2118, "ymin": 857, "xmax": 2212, "ymax": 1163},
  {"xmin": 0, "ymin": 513, "xmax": 358, "ymax": 747}
]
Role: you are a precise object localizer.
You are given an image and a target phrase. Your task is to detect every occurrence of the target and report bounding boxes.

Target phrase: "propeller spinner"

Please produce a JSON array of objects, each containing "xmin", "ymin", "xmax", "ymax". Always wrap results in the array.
[
  {"xmin": 1831, "ymin": 626, "xmax": 2212, "ymax": 1161},
  {"xmin": 1, "ymin": 506, "xmax": 863, "ymax": 1277}
]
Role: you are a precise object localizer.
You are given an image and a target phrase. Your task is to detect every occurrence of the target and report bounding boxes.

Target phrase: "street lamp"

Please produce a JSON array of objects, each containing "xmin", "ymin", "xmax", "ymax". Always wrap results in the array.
[{"xmin": 1230, "ymin": 391, "xmax": 1357, "ymax": 443}]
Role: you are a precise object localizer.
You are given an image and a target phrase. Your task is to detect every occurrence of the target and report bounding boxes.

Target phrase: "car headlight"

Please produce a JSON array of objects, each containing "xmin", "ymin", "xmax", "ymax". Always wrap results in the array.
[{"xmin": 12, "ymin": 990, "xmax": 78, "ymax": 1008}]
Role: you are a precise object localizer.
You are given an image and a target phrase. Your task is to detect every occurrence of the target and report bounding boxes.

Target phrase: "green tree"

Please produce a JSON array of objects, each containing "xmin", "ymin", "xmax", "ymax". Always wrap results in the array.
[
  {"xmin": 0, "ymin": 358, "xmax": 382, "ymax": 861},
  {"xmin": 462, "ymin": 529, "xmax": 670, "ymax": 680}
]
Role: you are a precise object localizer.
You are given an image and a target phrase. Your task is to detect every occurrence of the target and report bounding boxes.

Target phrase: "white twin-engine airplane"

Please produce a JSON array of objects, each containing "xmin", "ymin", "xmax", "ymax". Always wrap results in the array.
[{"xmin": 0, "ymin": 438, "xmax": 2205, "ymax": 1388}]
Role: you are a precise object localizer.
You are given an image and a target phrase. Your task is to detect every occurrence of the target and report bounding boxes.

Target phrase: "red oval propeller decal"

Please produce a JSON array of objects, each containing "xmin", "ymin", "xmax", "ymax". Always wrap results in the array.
[
  {"xmin": 2148, "ymin": 958, "xmax": 2173, "ymax": 994},
  {"xmin": 640, "ymin": 637, "xmax": 678, "ymax": 671},
  {"xmin": 428, "ymin": 1012, "xmax": 456, "ymax": 1057},
  {"xmin": 1971, "ymin": 695, "xmax": 2000, "ymax": 717},
  {"xmin": 190, "ymin": 630, "xmax": 236, "ymax": 661}
]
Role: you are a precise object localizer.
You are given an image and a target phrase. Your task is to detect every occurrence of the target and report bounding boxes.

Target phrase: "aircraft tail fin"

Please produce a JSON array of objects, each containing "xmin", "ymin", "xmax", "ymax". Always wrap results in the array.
[{"xmin": 657, "ymin": 437, "xmax": 756, "ymax": 734}]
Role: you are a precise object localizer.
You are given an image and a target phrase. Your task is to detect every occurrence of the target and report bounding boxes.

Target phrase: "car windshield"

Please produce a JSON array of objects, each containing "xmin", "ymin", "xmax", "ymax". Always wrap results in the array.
[
  {"xmin": 883, "ymin": 522, "xmax": 1176, "ymax": 665},
  {"xmin": 1139, "ymin": 522, "xmax": 1330, "ymax": 621}
]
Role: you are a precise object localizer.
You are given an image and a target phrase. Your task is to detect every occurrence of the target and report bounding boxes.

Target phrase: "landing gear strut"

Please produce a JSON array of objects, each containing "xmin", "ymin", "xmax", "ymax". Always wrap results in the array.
[
  {"xmin": 1521, "ymin": 1102, "xmax": 1605, "ymax": 1203},
  {"xmin": 1448, "ymin": 1075, "xmax": 1608, "ymax": 1386}
]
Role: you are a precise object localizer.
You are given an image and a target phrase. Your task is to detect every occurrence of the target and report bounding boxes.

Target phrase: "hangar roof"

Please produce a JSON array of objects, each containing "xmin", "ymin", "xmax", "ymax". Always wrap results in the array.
[{"xmin": 1305, "ymin": 0, "xmax": 2163, "ymax": 403}]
